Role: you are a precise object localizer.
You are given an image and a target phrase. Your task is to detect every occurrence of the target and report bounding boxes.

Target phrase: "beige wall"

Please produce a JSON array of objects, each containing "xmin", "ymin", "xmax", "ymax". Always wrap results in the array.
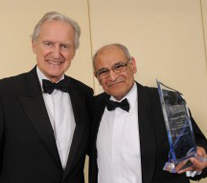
[
  {"xmin": 89, "ymin": 0, "xmax": 207, "ymax": 134},
  {"xmin": 0, "ymin": 0, "xmax": 207, "ymax": 182},
  {"xmin": 89, "ymin": 0, "xmax": 207, "ymax": 143},
  {"xmin": 0, "ymin": 0, "xmax": 94, "ymax": 87}
]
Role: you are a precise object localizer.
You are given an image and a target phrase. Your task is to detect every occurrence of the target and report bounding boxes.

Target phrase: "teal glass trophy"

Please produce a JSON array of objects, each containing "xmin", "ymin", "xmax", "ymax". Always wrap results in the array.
[{"xmin": 157, "ymin": 80, "xmax": 197, "ymax": 173}]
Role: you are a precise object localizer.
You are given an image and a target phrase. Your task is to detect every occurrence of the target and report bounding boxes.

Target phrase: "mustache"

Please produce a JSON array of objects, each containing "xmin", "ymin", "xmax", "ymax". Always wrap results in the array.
[{"xmin": 107, "ymin": 80, "xmax": 124, "ymax": 87}]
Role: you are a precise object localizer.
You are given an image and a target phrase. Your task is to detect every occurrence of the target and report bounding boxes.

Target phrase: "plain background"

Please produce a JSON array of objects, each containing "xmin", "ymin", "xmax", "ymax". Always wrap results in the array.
[{"xmin": 0, "ymin": 0, "xmax": 207, "ymax": 182}]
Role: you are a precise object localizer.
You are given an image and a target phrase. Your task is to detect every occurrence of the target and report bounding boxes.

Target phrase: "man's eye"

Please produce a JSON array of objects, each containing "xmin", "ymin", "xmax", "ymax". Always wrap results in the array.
[
  {"xmin": 98, "ymin": 70, "xmax": 108, "ymax": 76},
  {"xmin": 114, "ymin": 64, "xmax": 124, "ymax": 70},
  {"xmin": 61, "ymin": 45, "xmax": 68, "ymax": 49},
  {"xmin": 44, "ymin": 42, "xmax": 53, "ymax": 46}
]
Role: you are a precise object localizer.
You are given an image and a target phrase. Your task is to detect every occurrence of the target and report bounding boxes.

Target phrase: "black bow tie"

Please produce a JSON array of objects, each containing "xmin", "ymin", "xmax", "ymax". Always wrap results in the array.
[
  {"xmin": 106, "ymin": 98, "xmax": 130, "ymax": 112},
  {"xmin": 42, "ymin": 79, "xmax": 69, "ymax": 94}
]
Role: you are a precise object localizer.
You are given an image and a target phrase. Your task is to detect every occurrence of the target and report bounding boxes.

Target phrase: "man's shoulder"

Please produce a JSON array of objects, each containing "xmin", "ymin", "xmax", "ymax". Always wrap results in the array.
[
  {"xmin": 65, "ymin": 75, "xmax": 93, "ymax": 94},
  {"xmin": 136, "ymin": 82, "xmax": 158, "ymax": 94},
  {"xmin": 0, "ymin": 67, "xmax": 36, "ymax": 85},
  {"xmin": 94, "ymin": 92, "xmax": 108, "ymax": 100},
  {"xmin": 0, "ymin": 67, "xmax": 38, "ymax": 95},
  {"xmin": 135, "ymin": 82, "xmax": 161, "ymax": 106},
  {"xmin": 0, "ymin": 72, "xmax": 29, "ymax": 88},
  {"xmin": 0, "ymin": 72, "xmax": 32, "ymax": 98}
]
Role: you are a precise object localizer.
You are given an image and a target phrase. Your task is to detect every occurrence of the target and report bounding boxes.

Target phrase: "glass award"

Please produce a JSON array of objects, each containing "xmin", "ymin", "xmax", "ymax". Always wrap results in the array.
[{"xmin": 157, "ymin": 80, "xmax": 197, "ymax": 173}]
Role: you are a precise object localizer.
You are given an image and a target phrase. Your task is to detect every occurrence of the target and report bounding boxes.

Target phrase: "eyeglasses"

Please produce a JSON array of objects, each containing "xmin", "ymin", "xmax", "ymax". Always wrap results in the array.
[{"xmin": 95, "ymin": 58, "xmax": 131, "ymax": 79}]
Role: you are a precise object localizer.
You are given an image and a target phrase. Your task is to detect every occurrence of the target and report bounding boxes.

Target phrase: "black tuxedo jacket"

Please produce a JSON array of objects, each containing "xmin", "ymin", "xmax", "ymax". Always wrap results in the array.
[
  {"xmin": 0, "ymin": 67, "xmax": 93, "ymax": 183},
  {"xmin": 89, "ymin": 82, "xmax": 207, "ymax": 183}
]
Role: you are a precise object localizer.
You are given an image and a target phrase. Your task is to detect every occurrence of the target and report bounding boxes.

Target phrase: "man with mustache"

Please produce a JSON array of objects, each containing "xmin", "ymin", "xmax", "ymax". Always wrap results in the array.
[
  {"xmin": 89, "ymin": 43, "xmax": 207, "ymax": 183},
  {"xmin": 0, "ymin": 11, "xmax": 93, "ymax": 183}
]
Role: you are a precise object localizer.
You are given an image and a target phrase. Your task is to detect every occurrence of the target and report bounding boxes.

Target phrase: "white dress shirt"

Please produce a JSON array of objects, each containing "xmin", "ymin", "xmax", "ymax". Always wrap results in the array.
[
  {"xmin": 36, "ymin": 67, "xmax": 76, "ymax": 169},
  {"xmin": 97, "ymin": 83, "xmax": 142, "ymax": 183}
]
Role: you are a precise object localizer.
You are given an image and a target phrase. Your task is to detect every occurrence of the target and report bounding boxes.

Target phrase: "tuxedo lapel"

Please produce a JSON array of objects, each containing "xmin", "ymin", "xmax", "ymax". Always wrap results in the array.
[
  {"xmin": 90, "ymin": 93, "xmax": 110, "ymax": 182},
  {"xmin": 93, "ymin": 94, "xmax": 109, "ymax": 142},
  {"xmin": 62, "ymin": 77, "xmax": 89, "ymax": 181},
  {"xmin": 92, "ymin": 94, "xmax": 108, "ymax": 152},
  {"xmin": 137, "ymin": 83, "xmax": 156, "ymax": 183},
  {"xmin": 18, "ymin": 68, "xmax": 62, "ymax": 169}
]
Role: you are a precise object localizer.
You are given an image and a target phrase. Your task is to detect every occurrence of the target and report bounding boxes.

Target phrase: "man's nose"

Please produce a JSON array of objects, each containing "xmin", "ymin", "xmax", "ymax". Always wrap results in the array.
[
  {"xmin": 52, "ymin": 45, "xmax": 61, "ymax": 58},
  {"xmin": 108, "ymin": 70, "xmax": 118, "ymax": 81}
]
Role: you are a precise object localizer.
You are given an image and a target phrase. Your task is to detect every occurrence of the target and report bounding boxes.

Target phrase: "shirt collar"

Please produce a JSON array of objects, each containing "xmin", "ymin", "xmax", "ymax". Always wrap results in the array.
[
  {"xmin": 110, "ymin": 82, "xmax": 138, "ymax": 111},
  {"xmin": 36, "ymin": 66, "xmax": 64, "ymax": 91}
]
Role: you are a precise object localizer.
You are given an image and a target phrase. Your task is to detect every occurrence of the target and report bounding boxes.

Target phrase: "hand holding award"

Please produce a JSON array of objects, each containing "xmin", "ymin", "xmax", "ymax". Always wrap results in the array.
[{"xmin": 157, "ymin": 80, "xmax": 207, "ymax": 174}]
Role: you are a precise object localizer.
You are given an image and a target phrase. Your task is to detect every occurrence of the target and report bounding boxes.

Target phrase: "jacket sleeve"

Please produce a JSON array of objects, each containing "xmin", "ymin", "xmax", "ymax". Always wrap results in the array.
[
  {"xmin": 0, "ymin": 92, "xmax": 5, "ymax": 173},
  {"xmin": 190, "ymin": 112, "xmax": 207, "ymax": 180},
  {"xmin": 191, "ymin": 115, "xmax": 207, "ymax": 152}
]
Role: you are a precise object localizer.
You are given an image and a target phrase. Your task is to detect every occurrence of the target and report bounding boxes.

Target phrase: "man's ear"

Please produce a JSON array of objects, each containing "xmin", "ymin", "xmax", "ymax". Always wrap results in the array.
[
  {"xmin": 94, "ymin": 71, "xmax": 102, "ymax": 85},
  {"xmin": 71, "ymin": 47, "xmax": 76, "ymax": 60},
  {"xmin": 93, "ymin": 71, "xmax": 97, "ymax": 78},
  {"xmin": 32, "ymin": 40, "xmax": 37, "ymax": 54},
  {"xmin": 130, "ymin": 57, "xmax": 137, "ymax": 74}
]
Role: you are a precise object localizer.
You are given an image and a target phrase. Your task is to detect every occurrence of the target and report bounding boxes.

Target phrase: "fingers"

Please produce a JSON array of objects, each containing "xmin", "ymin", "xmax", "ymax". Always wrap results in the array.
[
  {"xmin": 196, "ymin": 146, "xmax": 206, "ymax": 158},
  {"xmin": 167, "ymin": 146, "xmax": 207, "ymax": 175},
  {"xmin": 176, "ymin": 147, "xmax": 207, "ymax": 174},
  {"xmin": 176, "ymin": 160, "xmax": 194, "ymax": 174},
  {"xmin": 190, "ymin": 157, "xmax": 207, "ymax": 171}
]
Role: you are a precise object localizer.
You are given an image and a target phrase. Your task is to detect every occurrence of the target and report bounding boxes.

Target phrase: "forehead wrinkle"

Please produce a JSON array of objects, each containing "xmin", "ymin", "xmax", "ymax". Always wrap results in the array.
[{"xmin": 96, "ymin": 61, "xmax": 114, "ymax": 71}]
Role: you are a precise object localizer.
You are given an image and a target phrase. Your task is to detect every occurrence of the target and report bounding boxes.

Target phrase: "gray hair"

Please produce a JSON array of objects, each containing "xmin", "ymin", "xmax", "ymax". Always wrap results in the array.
[
  {"xmin": 93, "ymin": 43, "xmax": 132, "ymax": 70},
  {"xmin": 31, "ymin": 11, "xmax": 81, "ymax": 49}
]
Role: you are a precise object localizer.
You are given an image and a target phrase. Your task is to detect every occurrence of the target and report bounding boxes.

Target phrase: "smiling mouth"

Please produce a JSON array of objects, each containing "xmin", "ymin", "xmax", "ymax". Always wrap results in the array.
[
  {"xmin": 108, "ymin": 81, "xmax": 123, "ymax": 87},
  {"xmin": 47, "ymin": 60, "xmax": 64, "ymax": 65}
]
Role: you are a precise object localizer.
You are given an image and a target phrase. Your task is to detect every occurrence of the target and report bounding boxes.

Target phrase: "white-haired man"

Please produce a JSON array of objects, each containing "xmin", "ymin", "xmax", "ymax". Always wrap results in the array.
[
  {"xmin": 89, "ymin": 43, "xmax": 207, "ymax": 183},
  {"xmin": 0, "ymin": 11, "xmax": 93, "ymax": 183}
]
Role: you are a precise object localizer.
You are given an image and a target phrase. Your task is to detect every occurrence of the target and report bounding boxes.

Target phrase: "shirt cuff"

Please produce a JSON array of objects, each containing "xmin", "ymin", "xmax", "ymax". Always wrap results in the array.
[{"xmin": 186, "ymin": 170, "xmax": 202, "ymax": 177}]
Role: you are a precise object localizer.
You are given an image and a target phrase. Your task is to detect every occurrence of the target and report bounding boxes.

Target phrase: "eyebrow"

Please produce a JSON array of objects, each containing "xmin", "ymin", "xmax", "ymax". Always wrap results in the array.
[
  {"xmin": 60, "ymin": 43, "xmax": 72, "ymax": 47},
  {"xmin": 42, "ymin": 40, "xmax": 71, "ymax": 45},
  {"xmin": 96, "ymin": 67, "xmax": 108, "ymax": 72},
  {"xmin": 97, "ymin": 61, "xmax": 125, "ymax": 70}
]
